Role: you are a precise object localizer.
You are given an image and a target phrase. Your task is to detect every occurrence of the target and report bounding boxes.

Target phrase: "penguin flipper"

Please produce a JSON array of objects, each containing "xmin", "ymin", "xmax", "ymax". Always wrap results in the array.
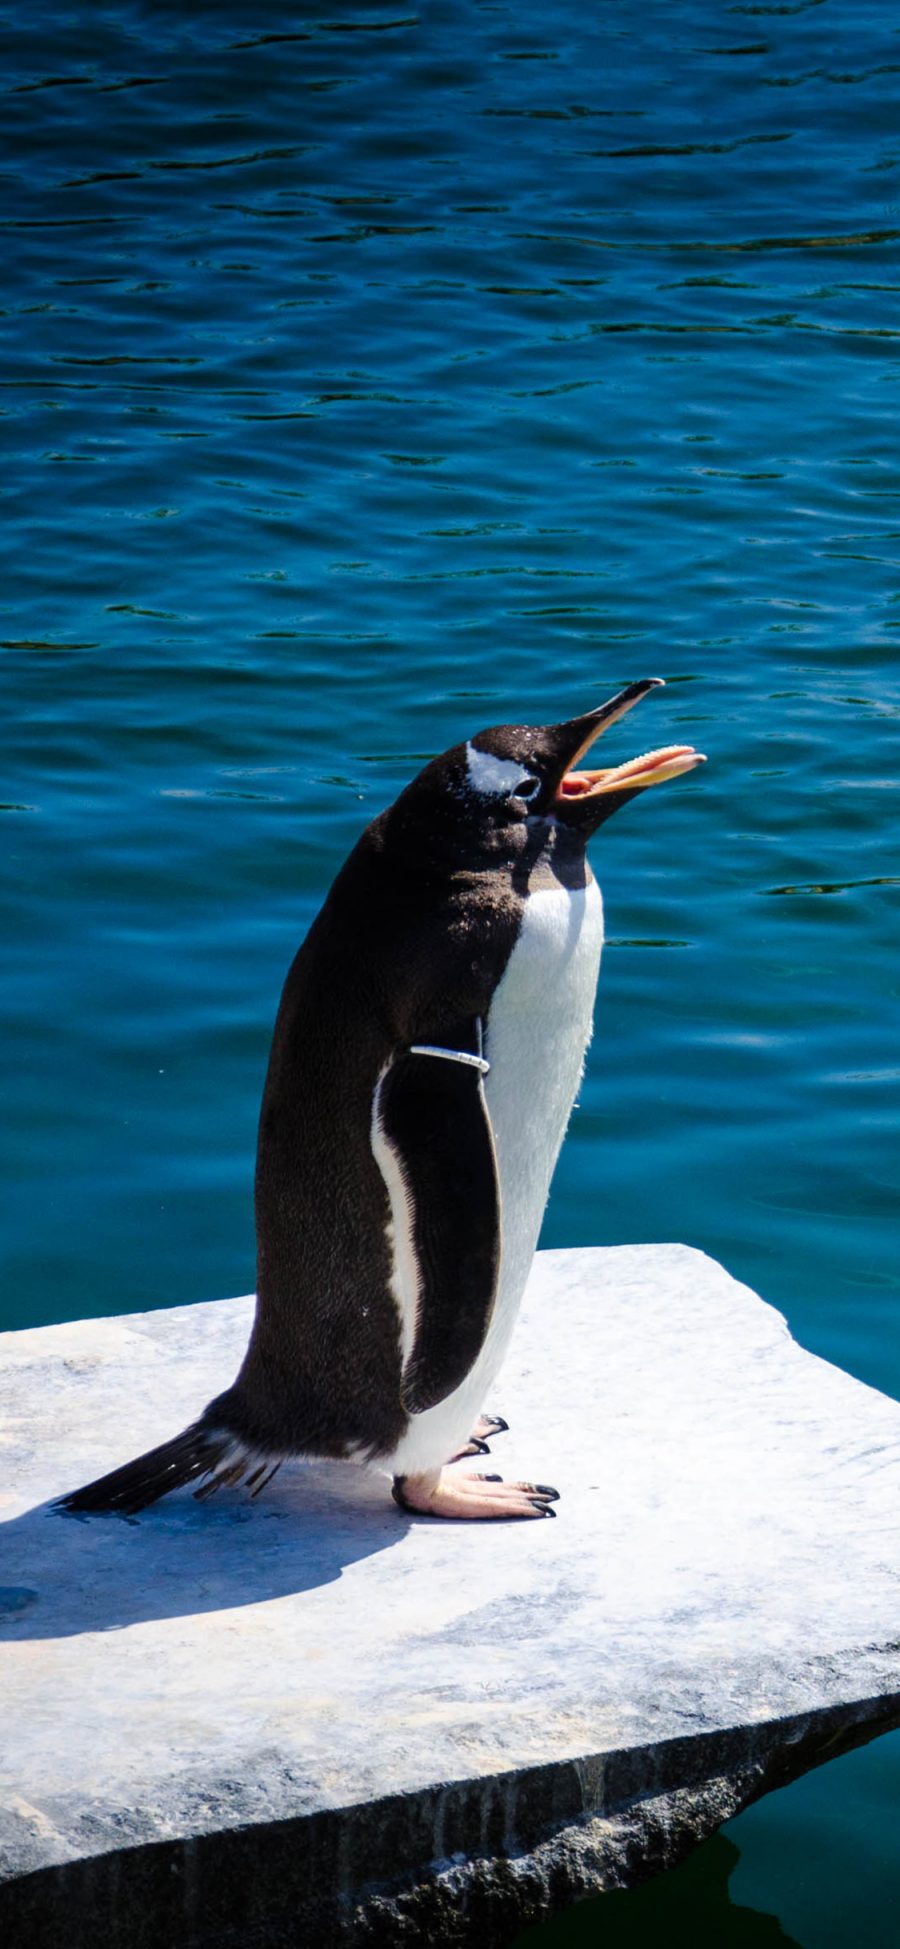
[{"xmin": 375, "ymin": 1040, "xmax": 500, "ymax": 1417}]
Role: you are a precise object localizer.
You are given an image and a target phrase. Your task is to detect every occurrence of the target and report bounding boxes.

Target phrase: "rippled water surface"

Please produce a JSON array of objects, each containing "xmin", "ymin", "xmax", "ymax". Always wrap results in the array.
[{"xmin": 3, "ymin": 4, "xmax": 899, "ymax": 1941}]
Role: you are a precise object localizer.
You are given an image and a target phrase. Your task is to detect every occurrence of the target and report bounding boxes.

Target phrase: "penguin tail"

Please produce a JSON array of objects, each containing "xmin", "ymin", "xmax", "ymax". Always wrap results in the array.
[{"xmin": 54, "ymin": 1418, "xmax": 283, "ymax": 1518}]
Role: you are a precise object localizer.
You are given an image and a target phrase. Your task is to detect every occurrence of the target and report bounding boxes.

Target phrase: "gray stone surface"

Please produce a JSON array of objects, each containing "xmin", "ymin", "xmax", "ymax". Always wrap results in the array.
[{"xmin": 2, "ymin": 1244, "xmax": 900, "ymax": 1945}]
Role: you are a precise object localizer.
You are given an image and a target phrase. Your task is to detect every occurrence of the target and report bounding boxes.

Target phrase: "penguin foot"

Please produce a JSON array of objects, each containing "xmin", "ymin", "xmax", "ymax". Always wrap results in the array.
[
  {"xmin": 392, "ymin": 1467, "xmax": 557, "ymax": 1521},
  {"xmin": 447, "ymin": 1413, "xmax": 510, "ymax": 1463}
]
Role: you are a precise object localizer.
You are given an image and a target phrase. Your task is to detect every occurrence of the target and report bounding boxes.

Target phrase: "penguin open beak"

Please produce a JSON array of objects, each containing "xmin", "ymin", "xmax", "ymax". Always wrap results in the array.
[{"xmin": 548, "ymin": 679, "xmax": 706, "ymax": 830}]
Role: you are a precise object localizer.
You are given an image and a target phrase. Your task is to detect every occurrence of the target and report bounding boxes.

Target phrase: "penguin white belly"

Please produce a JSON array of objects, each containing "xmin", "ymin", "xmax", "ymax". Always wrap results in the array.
[{"xmin": 387, "ymin": 872, "xmax": 604, "ymax": 1478}]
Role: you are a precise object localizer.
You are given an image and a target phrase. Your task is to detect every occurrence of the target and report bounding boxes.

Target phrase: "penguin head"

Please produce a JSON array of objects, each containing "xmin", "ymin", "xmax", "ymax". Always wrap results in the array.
[{"xmin": 386, "ymin": 679, "xmax": 705, "ymax": 861}]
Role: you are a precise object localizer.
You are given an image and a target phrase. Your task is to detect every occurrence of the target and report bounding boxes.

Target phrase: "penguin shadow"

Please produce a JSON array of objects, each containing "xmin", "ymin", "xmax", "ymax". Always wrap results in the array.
[{"xmin": 0, "ymin": 1462, "xmax": 412, "ymax": 1643}]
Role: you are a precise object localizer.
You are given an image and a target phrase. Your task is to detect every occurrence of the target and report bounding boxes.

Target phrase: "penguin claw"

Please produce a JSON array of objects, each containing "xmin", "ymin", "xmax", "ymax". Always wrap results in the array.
[
  {"xmin": 473, "ymin": 1413, "xmax": 509, "ymax": 1441},
  {"xmin": 446, "ymin": 1413, "xmax": 510, "ymax": 1463},
  {"xmin": 447, "ymin": 1436, "xmax": 492, "ymax": 1462},
  {"xmin": 392, "ymin": 1468, "xmax": 560, "ymax": 1522}
]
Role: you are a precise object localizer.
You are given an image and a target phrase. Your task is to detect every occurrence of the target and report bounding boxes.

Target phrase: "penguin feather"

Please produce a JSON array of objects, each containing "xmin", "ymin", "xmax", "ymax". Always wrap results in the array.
[{"xmin": 55, "ymin": 1423, "xmax": 280, "ymax": 1518}]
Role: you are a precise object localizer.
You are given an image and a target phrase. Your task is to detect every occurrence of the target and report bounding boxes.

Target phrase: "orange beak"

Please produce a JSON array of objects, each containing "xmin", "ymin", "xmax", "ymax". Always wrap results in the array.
[{"xmin": 547, "ymin": 680, "xmax": 706, "ymax": 829}]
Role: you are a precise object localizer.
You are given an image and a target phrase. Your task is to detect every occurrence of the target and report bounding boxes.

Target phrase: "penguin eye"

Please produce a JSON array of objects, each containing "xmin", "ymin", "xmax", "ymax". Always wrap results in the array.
[{"xmin": 515, "ymin": 774, "xmax": 541, "ymax": 803}]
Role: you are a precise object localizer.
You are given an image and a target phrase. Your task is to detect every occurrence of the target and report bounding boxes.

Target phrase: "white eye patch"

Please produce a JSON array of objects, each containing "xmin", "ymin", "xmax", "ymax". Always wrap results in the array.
[{"xmin": 465, "ymin": 742, "xmax": 533, "ymax": 799}]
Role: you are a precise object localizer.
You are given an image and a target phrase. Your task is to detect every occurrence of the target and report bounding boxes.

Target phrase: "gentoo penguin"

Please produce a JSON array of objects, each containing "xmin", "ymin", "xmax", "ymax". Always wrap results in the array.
[{"xmin": 58, "ymin": 679, "xmax": 704, "ymax": 1523}]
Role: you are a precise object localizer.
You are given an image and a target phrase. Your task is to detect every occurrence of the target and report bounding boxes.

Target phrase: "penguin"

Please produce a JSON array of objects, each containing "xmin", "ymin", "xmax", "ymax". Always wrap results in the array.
[{"xmin": 57, "ymin": 678, "xmax": 704, "ymax": 1524}]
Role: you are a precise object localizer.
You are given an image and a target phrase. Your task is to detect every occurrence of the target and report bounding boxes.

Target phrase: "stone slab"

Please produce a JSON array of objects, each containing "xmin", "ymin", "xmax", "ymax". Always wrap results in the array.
[{"xmin": 2, "ymin": 1245, "xmax": 900, "ymax": 1945}]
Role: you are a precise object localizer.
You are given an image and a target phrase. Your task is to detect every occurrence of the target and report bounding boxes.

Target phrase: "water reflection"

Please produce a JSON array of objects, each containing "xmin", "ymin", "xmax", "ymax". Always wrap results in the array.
[{"xmin": 514, "ymin": 1836, "xmax": 801, "ymax": 1946}]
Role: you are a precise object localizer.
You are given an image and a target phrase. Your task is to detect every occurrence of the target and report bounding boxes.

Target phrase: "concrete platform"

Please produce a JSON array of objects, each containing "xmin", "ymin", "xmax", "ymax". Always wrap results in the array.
[{"xmin": 2, "ymin": 1244, "xmax": 900, "ymax": 1946}]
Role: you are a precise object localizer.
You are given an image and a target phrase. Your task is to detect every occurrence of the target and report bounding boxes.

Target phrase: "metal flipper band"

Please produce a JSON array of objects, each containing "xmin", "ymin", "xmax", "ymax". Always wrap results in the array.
[{"xmin": 409, "ymin": 1045, "xmax": 490, "ymax": 1075}]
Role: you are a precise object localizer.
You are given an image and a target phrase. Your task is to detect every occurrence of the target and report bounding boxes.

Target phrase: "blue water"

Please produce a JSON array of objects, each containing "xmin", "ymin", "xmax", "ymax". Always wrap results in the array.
[{"xmin": 2, "ymin": 2, "xmax": 899, "ymax": 1939}]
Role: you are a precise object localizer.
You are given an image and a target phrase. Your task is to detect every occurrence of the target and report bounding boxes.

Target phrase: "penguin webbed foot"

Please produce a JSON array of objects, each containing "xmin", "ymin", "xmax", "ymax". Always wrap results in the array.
[
  {"xmin": 392, "ymin": 1466, "xmax": 557, "ymax": 1521},
  {"xmin": 447, "ymin": 1412, "xmax": 509, "ymax": 1464}
]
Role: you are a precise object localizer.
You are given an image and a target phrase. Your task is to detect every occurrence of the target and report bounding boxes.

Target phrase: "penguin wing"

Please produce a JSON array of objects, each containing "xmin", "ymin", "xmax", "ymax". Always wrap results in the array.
[{"xmin": 374, "ymin": 1038, "xmax": 500, "ymax": 1416}]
